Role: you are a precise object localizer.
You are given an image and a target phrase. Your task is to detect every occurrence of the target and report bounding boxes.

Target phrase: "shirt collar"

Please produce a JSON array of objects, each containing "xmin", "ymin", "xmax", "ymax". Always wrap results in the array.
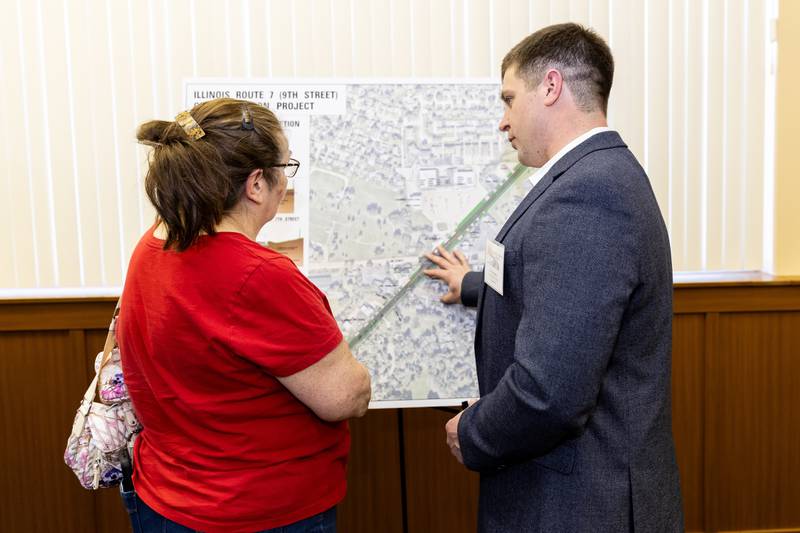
[{"xmin": 528, "ymin": 126, "xmax": 614, "ymax": 186}]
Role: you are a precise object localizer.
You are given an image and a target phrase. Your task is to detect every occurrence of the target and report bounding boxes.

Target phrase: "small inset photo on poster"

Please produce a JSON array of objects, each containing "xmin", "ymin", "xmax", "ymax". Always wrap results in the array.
[
  {"xmin": 267, "ymin": 238, "xmax": 304, "ymax": 267},
  {"xmin": 278, "ymin": 187, "xmax": 295, "ymax": 214}
]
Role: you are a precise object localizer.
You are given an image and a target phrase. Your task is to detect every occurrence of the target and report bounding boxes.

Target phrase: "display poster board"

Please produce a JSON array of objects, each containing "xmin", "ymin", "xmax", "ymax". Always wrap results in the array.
[{"xmin": 185, "ymin": 79, "xmax": 532, "ymax": 407}]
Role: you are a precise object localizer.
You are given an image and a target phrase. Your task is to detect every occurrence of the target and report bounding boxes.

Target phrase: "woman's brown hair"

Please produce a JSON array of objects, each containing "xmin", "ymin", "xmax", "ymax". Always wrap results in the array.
[{"xmin": 137, "ymin": 98, "xmax": 284, "ymax": 251}]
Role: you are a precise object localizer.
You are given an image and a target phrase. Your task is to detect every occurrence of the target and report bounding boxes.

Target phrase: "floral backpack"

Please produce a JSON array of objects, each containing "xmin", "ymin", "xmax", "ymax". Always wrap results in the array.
[{"xmin": 64, "ymin": 301, "xmax": 141, "ymax": 489}]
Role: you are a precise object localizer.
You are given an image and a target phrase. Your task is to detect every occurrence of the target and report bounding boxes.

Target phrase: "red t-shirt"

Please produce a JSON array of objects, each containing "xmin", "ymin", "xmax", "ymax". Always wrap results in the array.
[{"xmin": 117, "ymin": 228, "xmax": 347, "ymax": 532}]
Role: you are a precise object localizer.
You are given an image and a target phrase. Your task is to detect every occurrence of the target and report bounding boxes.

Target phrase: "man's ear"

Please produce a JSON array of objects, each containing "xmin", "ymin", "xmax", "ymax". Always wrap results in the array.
[
  {"xmin": 243, "ymin": 168, "xmax": 266, "ymax": 203},
  {"xmin": 542, "ymin": 69, "xmax": 564, "ymax": 106}
]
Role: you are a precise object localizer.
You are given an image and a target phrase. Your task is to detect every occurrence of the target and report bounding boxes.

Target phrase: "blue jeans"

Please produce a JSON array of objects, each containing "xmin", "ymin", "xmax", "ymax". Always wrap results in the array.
[{"xmin": 120, "ymin": 485, "xmax": 337, "ymax": 533}]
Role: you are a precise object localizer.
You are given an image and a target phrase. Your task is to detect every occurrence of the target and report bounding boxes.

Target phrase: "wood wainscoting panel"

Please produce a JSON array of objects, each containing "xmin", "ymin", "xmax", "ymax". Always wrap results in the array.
[
  {"xmin": 672, "ymin": 313, "xmax": 706, "ymax": 532},
  {"xmin": 1, "ymin": 281, "xmax": 798, "ymax": 533},
  {"xmin": 0, "ymin": 330, "xmax": 96, "ymax": 533},
  {"xmin": 337, "ymin": 409, "xmax": 404, "ymax": 533},
  {"xmin": 403, "ymin": 407, "xmax": 480, "ymax": 533},
  {"xmin": 95, "ymin": 487, "xmax": 133, "ymax": 533},
  {"xmin": 706, "ymin": 312, "xmax": 800, "ymax": 532}
]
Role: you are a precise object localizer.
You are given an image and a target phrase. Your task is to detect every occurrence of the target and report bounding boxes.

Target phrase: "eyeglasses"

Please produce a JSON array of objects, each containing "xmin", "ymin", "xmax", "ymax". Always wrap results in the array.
[{"xmin": 271, "ymin": 157, "xmax": 300, "ymax": 178}]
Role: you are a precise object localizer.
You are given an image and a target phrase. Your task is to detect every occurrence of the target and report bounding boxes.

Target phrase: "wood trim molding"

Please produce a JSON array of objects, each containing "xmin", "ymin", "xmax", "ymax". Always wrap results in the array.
[
  {"xmin": 674, "ymin": 271, "xmax": 800, "ymax": 287},
  {"xmin": 0, "ymin": 298, "xmax": 117, "ymax": 332},
  {"xmin": 3, "ymin": 282, "xmax": 799, "ymax": 331},
  {"xmin": 717, "ymin": 529, "xmax": 800, "ymax": 533},
  {"xmin": 673, "ymin": 285, "xmax": 800, "ymax": 314}
]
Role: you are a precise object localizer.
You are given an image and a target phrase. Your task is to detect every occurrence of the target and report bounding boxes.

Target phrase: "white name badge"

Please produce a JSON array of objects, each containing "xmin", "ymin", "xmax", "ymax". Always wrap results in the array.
[{"xmin": 484, "ymin": 239, "xmax": 505, "ymax": 296}]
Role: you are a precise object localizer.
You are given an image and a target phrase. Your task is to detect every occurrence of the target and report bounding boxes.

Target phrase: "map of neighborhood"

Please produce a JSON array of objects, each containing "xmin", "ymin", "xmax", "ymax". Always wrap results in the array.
[{"xmin": 305, "ymin": 83, "xmax": 533, "ymax": 405}]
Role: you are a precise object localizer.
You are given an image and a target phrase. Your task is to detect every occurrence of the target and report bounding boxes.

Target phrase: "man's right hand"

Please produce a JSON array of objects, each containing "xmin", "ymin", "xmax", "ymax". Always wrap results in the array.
[{"xmin": 423, "ymin": 245, "xmax": 472, "ymax": 305}]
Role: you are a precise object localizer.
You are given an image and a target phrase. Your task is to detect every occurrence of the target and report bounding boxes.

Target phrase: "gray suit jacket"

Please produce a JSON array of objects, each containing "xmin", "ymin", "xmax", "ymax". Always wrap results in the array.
[{"xmin": 458, "ymin": 132, "xmax": 683, "ymax": 532}]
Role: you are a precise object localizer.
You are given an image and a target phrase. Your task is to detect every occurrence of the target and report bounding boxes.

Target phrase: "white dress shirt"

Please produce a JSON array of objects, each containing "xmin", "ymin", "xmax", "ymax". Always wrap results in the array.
[{"xmin": 528, "ymin": 126, "xmax": 614, "ymax": 186}]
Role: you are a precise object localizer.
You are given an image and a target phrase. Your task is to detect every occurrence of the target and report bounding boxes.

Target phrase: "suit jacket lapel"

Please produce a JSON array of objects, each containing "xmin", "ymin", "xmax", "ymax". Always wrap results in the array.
[
  {"xmin": 494, "ymin": 172, "xmax": 555, "ymax": 243},
  {"xmin": 494, "ymin": 131, "xmax": 627, "ymax": 243},
  {"xmin": 473, "ymin": 160, "xmax": 555, "ymax": 359}
]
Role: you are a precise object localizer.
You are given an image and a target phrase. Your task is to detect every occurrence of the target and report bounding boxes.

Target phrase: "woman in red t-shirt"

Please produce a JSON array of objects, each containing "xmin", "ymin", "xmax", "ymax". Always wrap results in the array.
[{"xmin": 116, "ymin": 98, "xmax": 371, "ymax": 533}]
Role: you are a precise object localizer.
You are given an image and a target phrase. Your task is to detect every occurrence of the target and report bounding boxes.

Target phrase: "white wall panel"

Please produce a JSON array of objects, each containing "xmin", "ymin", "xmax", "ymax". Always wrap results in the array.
[
  {"xmin": 725, "ymin": 0, "xmax": 746, "ymax": 268},
  {"xmin": 527, "ymin": 0, "xmax": 546, "ymax": 34},
  {"xmin": 67, "ymin": 0, "xmax": 102, "ymax": 286},
  {"xmin": 667, "ymin": 0, "xmax": 686, "ymax": 268},
  {"xmin": 683, "ymin": 0, "xmax": 703, "ymax": 271},
  {"xmin": 410, "ymin": 0, "xmax": 432, "ymax": 76},
  {"xmin": 491, "ymin": 0, "xmax": 513, "ymax": 75},
  {"xmin": 589, "ymin": 0, "xmax": 610, "ymax": 38},
  {"xmin": 645, "ymin": 0, "xmax": 669, "ymax": 225},
  {"xmin": 608, "ymin": 0, "xmax": 645, "ymax": 170},
  {"xmin": 39, "ymin": 0, "xmax": 75, "ymax": 286},
  {"xmin": 388, "ymin": 0, "xmax": 410, "ymax": 77},
  {"xmin": 430, "ymin": 0, "xmax": 453, "ymax": 77},
  {"xmin": 292, "ymin": 0, "xmax": 316, "ymax": 77},
  {"xmin": 549, "ymin": 0, "xmax": 570, "ymax": 24},
  {"xmin": 568, "ymin": 0, "xmax": 591, "ymax": 25},
  {"xmin": 269, "ymin": 1, "xmax": 295, "ymax": 76},
  {"xmin": 0, "ymin": 0, "xmax": 777, "ymax": 292},
  {"xmin": 507, "ymin": 0, "xmax": 530, "ymax": 49},
  {"xmin": 706, "ymin": 0, "xmax": 725, "ymax": 270},
  {"xmin": 15, "ymin": 0, "xmax": 53, "ymax": 288},
  {"xmin": 310, "ymin": 0, "xmax": 335, "ymax": 77},
  {"xmin": 745, "ymin": 0, "xmax": 766, "ymax": 271},
  {"xmin": 468, "ymin": 0, "xmax": 492, "ymax": 77},
  {"xmin": 0, "ymin": 12, "xmax": 21, "ymax": 287},
  {"xmin": 89, "ymin": 0, "xmax": 126, "ymax": 285},
  {"xmin": 123, "ymin": 0, "xmax": 152, "ymax": 236}
]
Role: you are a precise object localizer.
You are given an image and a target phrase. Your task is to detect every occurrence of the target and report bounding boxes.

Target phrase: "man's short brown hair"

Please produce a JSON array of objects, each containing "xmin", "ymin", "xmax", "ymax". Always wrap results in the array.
[{"xmin": 502, "ymin": 23, "xmax": 614, "ymax": 114}]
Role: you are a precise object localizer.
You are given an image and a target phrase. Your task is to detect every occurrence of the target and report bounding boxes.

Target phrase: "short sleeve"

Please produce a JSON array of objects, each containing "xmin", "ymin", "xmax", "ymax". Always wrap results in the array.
[{"xmin": 228, "ymin": 257, "xmax": 343, "ymax": 377}]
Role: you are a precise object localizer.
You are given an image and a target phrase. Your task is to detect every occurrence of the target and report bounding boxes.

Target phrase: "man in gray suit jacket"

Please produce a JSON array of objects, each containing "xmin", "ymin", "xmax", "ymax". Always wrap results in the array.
[{"xmin": 425, "ymin": 23, "xmax": 683, "ymax": 532}]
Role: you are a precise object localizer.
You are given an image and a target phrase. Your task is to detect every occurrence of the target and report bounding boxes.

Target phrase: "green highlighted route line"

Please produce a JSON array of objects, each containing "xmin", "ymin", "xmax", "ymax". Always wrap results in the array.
[{"xmin": 348, "ymin": 163, "xmax": 530, "ymax": 348}]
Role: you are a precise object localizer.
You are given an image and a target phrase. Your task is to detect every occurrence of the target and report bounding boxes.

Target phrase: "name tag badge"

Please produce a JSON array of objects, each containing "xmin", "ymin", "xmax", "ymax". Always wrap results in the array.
[{"xmin": 484, "ymin": 239, "xmax": 505, "ymax": 296}]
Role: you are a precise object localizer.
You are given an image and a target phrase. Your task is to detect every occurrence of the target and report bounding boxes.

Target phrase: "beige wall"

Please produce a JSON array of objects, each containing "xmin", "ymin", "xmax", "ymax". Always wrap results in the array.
[
  {"xmin": 0, "ymin": 0, "xmax": 784, "ymax": 292},
  {"xmin": 775, "ymin": 0, "xmax": 800, "ymax": 275}
]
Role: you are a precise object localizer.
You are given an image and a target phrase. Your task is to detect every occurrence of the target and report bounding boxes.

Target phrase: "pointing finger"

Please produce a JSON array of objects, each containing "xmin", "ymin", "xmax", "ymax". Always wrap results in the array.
[
  {"xmin": 424, "ymin": 253, "xmax": 450, "ymax": 269},
  {"xmin": 423, "ymin": 268, "xmax": 446, "ymax": 280},
  {"xmin": 436, "ymin": 245, "xmax": 457, "ymax": 264}
]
